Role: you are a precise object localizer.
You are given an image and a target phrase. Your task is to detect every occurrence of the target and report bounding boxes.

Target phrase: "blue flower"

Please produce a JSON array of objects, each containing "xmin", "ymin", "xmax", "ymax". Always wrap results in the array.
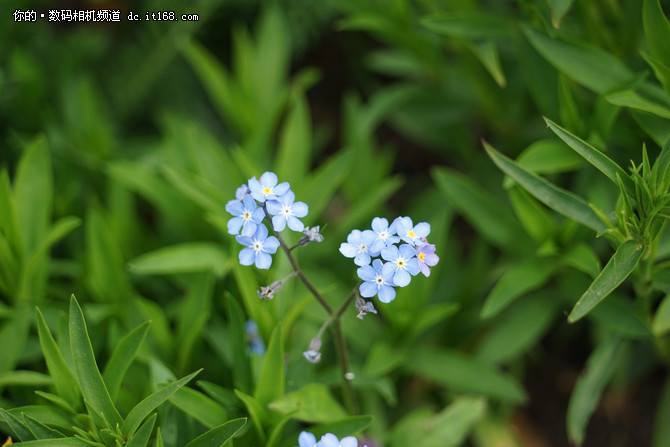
[
  {"xmin": 266, "ymin": 191, "xmax": 309, "ymax": 232},
  {"xmin": 369, "ymin": 217, "xmax": 400, "ymax": 256},
  {"xmin": 297, "ymin": 432, "xmax": 317, "ymax": 447},
  {"xmin": 235, "ymin": 184, "xmax": 250, "ymax": 200},
  {"xmin": 380, "ymin": 243, "xmax": 420, "ymax": 287},
  {"xmin": 317, "ymin": 434, "xmax": 358, "ymax": 447},
  {"xmin": 392, "ymin": 216, "xmax": 431, "ymax": 246},
  {"xmin": 248, "ymin": 171, "xmax": 290, "ymax": 203},
  {"xmin": 236, "ymin": 224, "xmax": 280, "ymax": 269},
  {"xmin": 226, "ymin": 195, "xmax": 265, "ymax": 236},
  {"xmin": 245, "ymin": 320, "xmax": 265, "ymax": 355},
  {"xmin": 357, "ymin": 259, "xmax": 396, "ymax": 303},
  {"xmin": 339, "ymin": 229, "xmax": 376, "ymax": 266}
]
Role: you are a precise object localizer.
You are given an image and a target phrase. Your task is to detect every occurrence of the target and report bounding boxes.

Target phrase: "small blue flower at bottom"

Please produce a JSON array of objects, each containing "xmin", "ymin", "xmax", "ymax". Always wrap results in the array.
[
  {"xmin": 297, "ymin": 431, "xmax": 317, "ymax": 447},
  {"xmin": 339, "ymin": 229, "xmax": 376, "ymax": 266},
  {"xmin": 317, "ymin": 433, "xmax": 358, "ymax": 447},
  {"xmin": 236, "ymin": 224, "xmax": 279, "ymax": 269},
  {"xmin": 357, "ymin": 259, "xmax": 396, "ymax": 303}
]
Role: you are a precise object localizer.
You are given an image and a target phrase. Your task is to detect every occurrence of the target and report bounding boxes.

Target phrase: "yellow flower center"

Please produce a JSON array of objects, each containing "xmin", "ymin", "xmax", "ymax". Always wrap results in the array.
[
  {"xmin": 262, "ymin": 187, "xmax": 272, "ymax": 195},
  {"xmin": 418, "ymin": 252, "xmax": 425, "ymax": 262},
  {"xmin": 396, "ymin": 259, "xmax": 406, "ymax": 268},
  {"xmin": 243, "ymin": 211, "xmax": 252, "ymax": 221},
  {"xmin": 407, "ymin": 230, "xmax": 416, "ymax": 239}
]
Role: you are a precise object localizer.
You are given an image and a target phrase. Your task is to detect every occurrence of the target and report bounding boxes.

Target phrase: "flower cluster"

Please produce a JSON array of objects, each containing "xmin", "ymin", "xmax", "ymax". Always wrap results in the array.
[
  {"xmin": 226, "ymin": 172, "xmax": 309, "ymax": 269},
  {"xmin": 340, "ymin": 217, "xmax": 439, "ymax": 303},
  {"xmin": 297, "ymin": 431, "xmax": 362, "ymax": 447}
]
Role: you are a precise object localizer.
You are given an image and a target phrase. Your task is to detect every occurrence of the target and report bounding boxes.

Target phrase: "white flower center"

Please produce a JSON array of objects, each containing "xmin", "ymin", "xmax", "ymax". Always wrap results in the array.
[
  {"xmin": 253, "ymin": 240, "xmax": 263, "ymax": 252},
  {"xmin": 395, "ymin": 257, "xmax": 406, "ymax": 269},
  {"xmin": 243, "ymin": 211, "xmax": 252, "ymax": 221},
  {"xmin": 378, "ymin": 230, "xmax": 388, "ymax": 239},
  {"xmin": 358, "ymin": 244, "xmax": 368, "ymax": 253},
  {"xmin": 375, "ymin": 275, "xmax": 384, "ymax": 286},
  {"xmin": 281, "ymin": 205, "xmax": 292, "ymax": 216}
]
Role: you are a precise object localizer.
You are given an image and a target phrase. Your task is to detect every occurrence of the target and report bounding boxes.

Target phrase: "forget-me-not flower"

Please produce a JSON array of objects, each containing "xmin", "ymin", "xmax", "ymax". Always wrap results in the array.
[
  {"xmin": 339, "ymin": 229, "xmax": 376, "ymax": 266},
  {"xmin": 357, "ymin": 259, "xmax": 396, "ymax": 303},
  {"xmin": 266, "ymin": 191, "xmax": 309, "ymax": 232},
  {"xmin": 248, "ymin": 171, "xmax": 290, "ymax": 203},
  {"xmin": 236, "ymin": 224, "xmax": 280, "ymax": 269},
  {"xmin": 297, "ymin": 432, "xmax": 317, "ymax": 447},
  {"xmin": 416, "ymin": 243, "xmax": 439, "ymax": 277},
  {"xmin": 369, "ymin": 217, "xmax": 400, "ymax": 256},
  {"xmin": 317, "ymin": 433, "xmax": 358, "ymax": 447},
  {"xmin": 381, "ymin": 243, "xmax": 420, "ymax": 287},
  {"xmin": 392, "ymin": 216, "xmax": 431, "ymax": 246},
  {"xmin": 226, "ymin": 195, "xmax": 265, "ymax": 236}
]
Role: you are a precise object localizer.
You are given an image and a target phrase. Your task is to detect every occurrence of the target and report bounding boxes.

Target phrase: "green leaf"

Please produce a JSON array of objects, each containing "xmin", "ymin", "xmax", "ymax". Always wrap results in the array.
[
  {"xmin": 183, "ymin": 418, "xmax": 246, "ymax": 447},
  {"xmin": 170, "ymin": 386, "xmax": 228, "ymax": 429},
  {"xmin": 14, "ymin": 135, "xmax": 52, "ymax": 257},
  {"xmin": 589, "ymin": 293, "xmax": 653, "ymax": 338},
  {"xmin": 567, "ymin": 338, "xmax": 623, "ymax": 445},
  {"xmin": 643, "ymin": 0, "xmax": 670, "ymax": 94},
  {"xmin": 269, "ymin": 383, "xmax": 347, "ymax": 423},
  {"xmin": 653, "ymin": 294, "xmax": 670, "ymax": 336},
  {"xmin": 468, "ymin": 41, "xmax": 506, "ymax": 87},
  {"xmin": 404, "ymin": 347, "xmax": 527, "ymax": 402},
  {"xmin": 606, "ymin": 89, "xmax": 670, "ymax": 119},
  {"xmin": 421, "ymin": 12, "xmax": 508, "ymax": 39},
  {"xmin": 483, "ymin": 141, "xmax": 607, "ymax": 232},
  {"xmin": 0, "ymin": 370, "xmax": 51, "ymax": 387},
  {"xmin": 122, "ymin": 369, "xmax": 201, "ymax": 436},
  {"xmin": 514, "ymin": 139, "xmax": 584, "ymax": 175},
  {"xmin": 5, "ymin": 438, "xmax": 91, "ymax": 446},
  {"xmin": 234, "ymin": 390, "xmax": 266, "ymax": 442},
  {"xmin": 364, "ymin": 342, "xmax": 407, "ymax": 377},
  {"xmin": 390, "ymin": 397, "xmax": 486, "ymax": 447},
  {"xmin": 296, "ymin": 151, "xmax": 353, "ymax": 223},
  {"xmin": 432, "ymin": 167, "xmax": 530, "ymax": 251},
  {"xmin": 69, "ymin": 295, "xmax": 123, "ymax": 429},
  {"xmin": 126, "ymin": 413, "xmax": 157, "ymax": 447},
  {"xmin": 544, "ymin": 118, "xmax": 634, "ymax": 194},
  {"xmin": 522, "ymin": 26, "xmax": 632, "ymax": 94},
  {"xmin": 562, "ymin": 243, "xmax": 601, "ymax": 278},
  {"xmin": 476, "ymin": 297, "xmax": 556, "ymax": 364},
  {"xmin": 276, "ymin": 95, "xmax": 311, "ymax": 182},
  {"xmin": 162, "ymin": 166, "xmax": 228, "ymax": 216},
  {"xmin": 253, "ymin": 325, "xmax": 284, "ymax": 407},
  {"xmin": 22, "ymin": 414, "xmax": 66, "ymax": 439},
  {"xmin": 128, "ymin": 243, "xmax": 229, "ymax": 277},
  {"xmin": 0, "ymin": 407, "xmax": 35, "ymax": 441},
  {"xmin": 102, "ymin": 321, "xmax": 150, "ymax": 401},
  {"xmin": 507, "ymin": 185, "xmax": 555, "ymax": 243},
  {"xmin": 310, "ymin": 415, "xmax": 373, "ymax": 440},
  {"xmin": 481, "ymin": 258, "xmax": 555, "ymax": 318},
  {"xmin": 0, "ymin": 309, "xmax": 31, "ymax": 377},
  {"xmin": 653, "ymin": 377, "xmax": 670, "ymax": 447},
  {"xmin": 568, "ymin": 240, "xmax": 644, "ymax": 322},
  {"xmin": 547, "ymin": 0, "xmax": 574, "ymax": 28}
]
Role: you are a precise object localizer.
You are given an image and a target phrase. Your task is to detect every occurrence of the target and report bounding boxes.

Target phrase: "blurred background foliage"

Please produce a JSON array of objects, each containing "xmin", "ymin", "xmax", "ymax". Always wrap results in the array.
[{"xmin": 1, "ymin": 0, "xmax": 670, "ymax": 446}]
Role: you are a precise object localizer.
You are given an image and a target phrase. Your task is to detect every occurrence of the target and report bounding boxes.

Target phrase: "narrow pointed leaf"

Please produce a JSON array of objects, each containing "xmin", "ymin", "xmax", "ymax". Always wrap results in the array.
[
  {"xmin": 169, "ymin": 386, "xmax": 228, "ymax": 429},
  {"xmin": 122, "ymin": 369, "xmax": 201, "ymax": 436},
  {"xmin": 0, "ymin": 408, "xmax": 35, "ymax": 441},
  {"xmin": 254, "ymin": 325, "xmax": 284, "ymax": 407},
  {"xmin": 183, "ymin": 418, "xmax": 246, "ymax": 447},
  {"xmin": 544, "ymin": 118, "xmax": 634, "ymax": 194},
  {"xmin": 126, "ymin": 413, "xmax": 157, "ymax": 447},
  {"xmin": 36, "ymin": 307, "xmax": 81, "ymax": 409},
  {"xmin": 69, "ymin": 296, "xmax": 123, "ymax": 428},
  {"xmin": 568, "ymin": 240, "xmax": 644, "ymax": 322},
  {"xmin": 547, "ymin": 0, "xmax": 574, "ymax": 28},
  {"xmin": 567, "ymin": 339, "xmax": 623, "ymax": 445},
  {"xmin": 103, "ymin": 321, "xmax": 150, "ymax": 401},
  {"xmin": 23, "ymin": 414, "xmax": 66, "ymax": 439},
  {"xmin": 6, "ymin": 438, "xmax": 91, "ymax": 446},
  {"xmin": 484, "ymin": 141, "xmax": 607, "ymax": 232}
]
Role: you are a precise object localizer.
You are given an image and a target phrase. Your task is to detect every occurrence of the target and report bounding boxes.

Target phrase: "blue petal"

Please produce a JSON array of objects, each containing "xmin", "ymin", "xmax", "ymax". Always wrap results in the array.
[
  {"xmin": 360, "ymin": 229, "xmax": 377, "ymax": 244},
  {"xmin": 354, "ymin": 252, "xmax": 371, "ymax": 266},
  {"xmin": 272, "ymin": 215, "xmax": 286, "ymax": 232},
  {"xmin": 371, "ymin": 217, "xmax": 388, "ymax": 233},
  {"xmin": 263, "ymin": 236, "xmax": 280, "ymax": 253},
  {"xmin": 406, "ymin": 258, "xmax": 421, "ymax": 275},
  {"xmin": 266, "ymin": 200, "xmax": 282, "ymax": 215},
  {"xmin": 225, "ymin": 200, "xmax": 244, "ymax": 216},
  {"xmin": 414, "ymin": 222, "xmax": 431, "ymax": 238},
  {"xmin": 381, "ymin": 245, "xmax": 398, "ymax": 262},
  {"xmin": 259, "ymin": 171, "xmax": 278, "ymax": 187},
  {"xmin": 357, "ymin": 265, "xmax": 376, "ymax": 281},
  {"xmin": 242, "ymin": 195, "xmax": 257, "ymax": 210},
  {"xmin": 393, "ymin": 269, "xmax": 411, "ymax": 287},
  {"xmin": 239, "ymin": 247, "xmax": 255, "ymax": 266},
  {"xmin": 254, "ymin": 224, "xmax": 269, "ymax": 240},
  {"xmin": 236, "ymin": 235, "xmax": 253, "ymax": 246},
  {"xmin": 298, "ymin": 432, "xmax": 317, "ymax": 447},
  {"xmin": 278, "ymin": 190, "xmax": 295, "ymax": 205},
  {"xmin": 378, "ymin": 285, "xmax": 396, "ymax": 303},
  {"xmin": 287, "ymin": 216, "xmax": 304, "ymax": 231},
  {"xmin": 381, "ymin": 261, "xmax": 396, "ymax": 281},
  {"xmin": 251, "ymin": 208, "xmax": 265, "ymax": 222},
  {"xmin": 240, "ymin": 220, "xmax": 257, "ymax": 236},
  {"xmin": 292, "ymin": 201, "xmax": 309, "ymax": 217},
  {"xmin": 227, "ymin": 217, "xmax": 244, "ymax": 235},
  {"xmin": 339, "ymin": 243, "xmax": 357, "ymax": 258},
  {"xmin": 255, "ymin": 251, "xmax": 273, "ymax": 269},
  {"xmin": 359, "ymin": 281, "xmax": 377, "ymax": 298},
  {"xmin": 399, "ymin": 244, "xmax": 417, "ymax": 260},
  {"xmin": 274, "ymin": 182, "xmax": 290, "ymax": 196},
  {"xmin": 371, "ymin": 258, "xmax": 384, "ymax": 273}
]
